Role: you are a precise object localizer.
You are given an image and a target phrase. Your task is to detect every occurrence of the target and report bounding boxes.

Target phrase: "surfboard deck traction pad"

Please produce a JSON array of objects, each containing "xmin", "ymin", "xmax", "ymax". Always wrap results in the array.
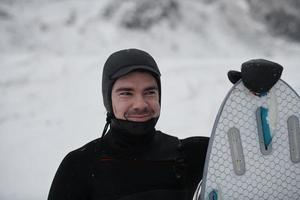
[{"xmin": 199, "ymin": 80, "xmax": 300, "ymax": 200}]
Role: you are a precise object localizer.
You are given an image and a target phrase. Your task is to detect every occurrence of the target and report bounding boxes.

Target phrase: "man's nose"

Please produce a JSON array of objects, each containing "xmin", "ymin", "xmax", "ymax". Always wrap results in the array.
[{"xmin": 132, "ymin": 95, "xmax": 148, "ymax": 109}]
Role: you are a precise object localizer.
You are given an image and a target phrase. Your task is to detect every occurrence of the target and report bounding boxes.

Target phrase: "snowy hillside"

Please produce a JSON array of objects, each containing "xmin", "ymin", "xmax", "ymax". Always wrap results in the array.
[
  {"xmin": 0, "ymin": 0, "xmax": 300, "ymax": 199},
  {"xmin": 1, "ymin": 0, "xmax": 300, "ymax": 56}
]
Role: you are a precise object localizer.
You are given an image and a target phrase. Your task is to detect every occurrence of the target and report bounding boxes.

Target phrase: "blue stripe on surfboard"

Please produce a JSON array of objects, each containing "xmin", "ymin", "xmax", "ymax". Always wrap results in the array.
[{"xmin": 260, "ymin": 107, "xmax": 272, "ymax": 149}]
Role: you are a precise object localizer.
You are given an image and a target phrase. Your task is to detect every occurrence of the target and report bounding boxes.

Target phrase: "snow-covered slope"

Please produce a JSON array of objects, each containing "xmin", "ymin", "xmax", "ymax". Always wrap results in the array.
[
  {"xmin": 1, "ymin": 0, "xmax": 300, "ymax": 56},
  {"xmin": 0, "ymin": 0, "xmax": 299, "ymax": 199}
]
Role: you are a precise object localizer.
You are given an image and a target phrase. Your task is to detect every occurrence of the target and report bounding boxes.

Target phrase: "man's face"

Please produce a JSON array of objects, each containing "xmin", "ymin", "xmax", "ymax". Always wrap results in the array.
[{"xmin": 111, "ymin": 71, "xmax": 160, "ymax": 122}]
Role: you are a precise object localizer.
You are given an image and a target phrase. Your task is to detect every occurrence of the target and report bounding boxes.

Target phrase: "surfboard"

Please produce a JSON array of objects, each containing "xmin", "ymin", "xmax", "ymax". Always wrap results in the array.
[{"xmin": 195, "ymin": 59, "xmax": 300, "ymax": 200}]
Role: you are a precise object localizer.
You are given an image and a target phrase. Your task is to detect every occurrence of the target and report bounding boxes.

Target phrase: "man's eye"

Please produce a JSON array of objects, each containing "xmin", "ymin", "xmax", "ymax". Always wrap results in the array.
[
  {"xmin": 145, "ymin": 90, "xmax": 157, "ymax": 96},
  {"xmin": 120, "ymin": 92, "xmax": 132, "ymax": 96}
]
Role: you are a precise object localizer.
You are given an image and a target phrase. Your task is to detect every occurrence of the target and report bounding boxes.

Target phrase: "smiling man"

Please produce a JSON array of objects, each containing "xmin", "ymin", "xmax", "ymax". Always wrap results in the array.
[
  {"xmin": 48, "ymin": 49, "xmax": 209, "ymax": 200},
  {"xmin": 111, "ymin": 71, "xmax": 160, "ymax": 123}
]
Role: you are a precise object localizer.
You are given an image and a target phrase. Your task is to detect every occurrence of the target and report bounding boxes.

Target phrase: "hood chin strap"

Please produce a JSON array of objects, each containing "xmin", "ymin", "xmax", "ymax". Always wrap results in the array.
[{"xmin": 101, "ymin": 112, "xmax": 113, "ymax": 138}]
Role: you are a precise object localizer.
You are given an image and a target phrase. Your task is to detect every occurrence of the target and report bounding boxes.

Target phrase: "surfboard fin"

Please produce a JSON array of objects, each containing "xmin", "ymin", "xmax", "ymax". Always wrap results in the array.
[
  {"xmin": 287, "ymin": 115, "xmax": 300, "ymax": 163},
  {"xmin": 256, "ymin": 107, "xmax": 273, "ymax": 154},
  {"xmin": 208, "ymin": 189, "xmax": 218, "ymax": 200},
  {"xmin": 227, "ymin": 127, "xmax": 246, "ymax": 175}
]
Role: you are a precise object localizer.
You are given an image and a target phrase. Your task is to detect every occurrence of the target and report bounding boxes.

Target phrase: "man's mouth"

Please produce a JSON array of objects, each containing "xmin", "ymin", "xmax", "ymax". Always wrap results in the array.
[{"xmin": 125, "ymin": 113, "xmax": 152, "ymax": 122}]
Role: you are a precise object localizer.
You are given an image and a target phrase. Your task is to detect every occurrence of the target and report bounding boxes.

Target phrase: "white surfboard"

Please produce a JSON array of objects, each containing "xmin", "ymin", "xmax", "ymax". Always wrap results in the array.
[{"xmin": 195, "ymin": 78, "xmax": 300, "ymax": 200}]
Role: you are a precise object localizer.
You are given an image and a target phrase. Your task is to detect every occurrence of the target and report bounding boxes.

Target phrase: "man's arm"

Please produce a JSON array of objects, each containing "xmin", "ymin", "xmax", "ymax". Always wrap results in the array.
[
  {"xmin": 48, "ymin": 152, "xmax": 88, "ymax": 200},
  {"xmin": 181, "ymin": 136, "xmax": 209, "ymax": 199}
]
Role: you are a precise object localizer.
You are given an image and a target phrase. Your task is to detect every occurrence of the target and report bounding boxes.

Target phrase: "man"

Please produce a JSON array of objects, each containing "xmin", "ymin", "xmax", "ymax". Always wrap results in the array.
[{"xmin": 48, "ymin": 48, "xmax": 209, "ymax": 200}]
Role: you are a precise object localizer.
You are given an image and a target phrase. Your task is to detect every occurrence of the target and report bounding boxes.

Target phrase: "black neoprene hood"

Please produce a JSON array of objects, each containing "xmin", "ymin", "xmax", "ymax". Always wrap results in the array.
[{"xmin": 102, "ymin": 48, "xmax": 161, "ymax": 115}]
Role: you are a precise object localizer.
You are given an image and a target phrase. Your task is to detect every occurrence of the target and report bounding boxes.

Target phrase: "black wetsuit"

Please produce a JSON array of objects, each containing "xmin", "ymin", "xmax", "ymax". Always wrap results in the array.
[{"xmin": 48, "ymin": 128, "xmax": 208, "ymax": 200}]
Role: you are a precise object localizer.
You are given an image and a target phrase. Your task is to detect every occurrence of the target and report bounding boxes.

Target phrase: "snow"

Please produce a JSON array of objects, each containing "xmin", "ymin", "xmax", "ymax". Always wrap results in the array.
[{"xmin": 0, "ymin": 0, "xmax": 299, "ymax": 199}]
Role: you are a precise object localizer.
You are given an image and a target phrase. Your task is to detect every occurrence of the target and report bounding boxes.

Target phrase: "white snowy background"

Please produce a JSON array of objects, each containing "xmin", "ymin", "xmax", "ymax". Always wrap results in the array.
[{"xmin": 1, "ymin": 0, "xmax": 300, "ymax": 199}]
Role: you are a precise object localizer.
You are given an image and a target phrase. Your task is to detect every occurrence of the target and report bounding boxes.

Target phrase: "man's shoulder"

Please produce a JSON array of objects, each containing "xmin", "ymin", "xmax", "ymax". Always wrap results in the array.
[
  {"xmin": 155, "ymin": 130, "xmax": 179, "ymax": 141},
  {"xmin": 76, "ymin": 138, "xmax": 102, "ymax": 152},
  {"xmin": 65, "ymin": 138, "xmax": 102, "ymax": 161},
  {"xmin": 180, "ymin": 136, "xmax": 209, "ymax": 155},
  {"xmin": 180, "ymin": 136, "xmax": 209, "ymax": 148},
  {"xmin": 156, "ymin": 132, "xmax": 210, "ymax": 149}
]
